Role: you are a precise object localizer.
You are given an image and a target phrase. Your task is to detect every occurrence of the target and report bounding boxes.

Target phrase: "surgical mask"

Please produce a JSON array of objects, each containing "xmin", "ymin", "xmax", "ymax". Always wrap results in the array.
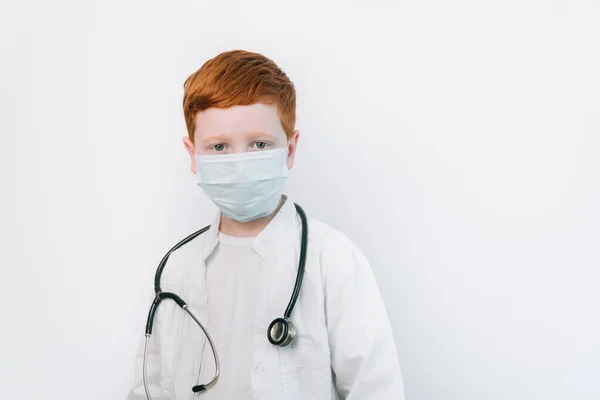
[{"xmin": 195, "ymin": 147, "xmax": 289, "ymax": 223}]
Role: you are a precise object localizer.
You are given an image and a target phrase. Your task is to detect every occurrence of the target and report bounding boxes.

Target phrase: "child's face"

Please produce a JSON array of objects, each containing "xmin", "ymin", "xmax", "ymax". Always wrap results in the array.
[{"xmin": 183, "ymin": 103, "xmax": 299, "ymax": 174}]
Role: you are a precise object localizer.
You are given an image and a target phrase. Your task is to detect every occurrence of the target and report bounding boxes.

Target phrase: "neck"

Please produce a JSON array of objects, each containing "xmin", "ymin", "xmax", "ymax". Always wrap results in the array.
[{"xmin": 218, "ymin": 197, "xmax": 285, "ymax": 237}]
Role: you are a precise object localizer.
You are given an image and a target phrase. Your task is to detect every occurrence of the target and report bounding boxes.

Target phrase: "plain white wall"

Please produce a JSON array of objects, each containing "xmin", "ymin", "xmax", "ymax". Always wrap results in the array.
[{"xmin": 1, "ymin": 0, "xmax": 599, "ymax": 399}]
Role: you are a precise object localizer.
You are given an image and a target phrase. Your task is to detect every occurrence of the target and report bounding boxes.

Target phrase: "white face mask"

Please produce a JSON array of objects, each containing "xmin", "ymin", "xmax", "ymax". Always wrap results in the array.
[{"xmin": 195, "ymin": 147, "xmax": 289, "ymax": 223}]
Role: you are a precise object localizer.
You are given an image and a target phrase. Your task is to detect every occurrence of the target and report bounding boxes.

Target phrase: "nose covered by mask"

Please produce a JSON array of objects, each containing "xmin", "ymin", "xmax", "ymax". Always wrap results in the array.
[{"xmin": 195, "ymin": 147, "xmax": 289, "ymax": 223}]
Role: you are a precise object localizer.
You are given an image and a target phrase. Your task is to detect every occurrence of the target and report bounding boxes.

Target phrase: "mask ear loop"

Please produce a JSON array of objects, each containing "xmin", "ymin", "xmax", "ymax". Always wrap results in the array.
[{"xmin": 267, "ymin": 203, "xmax": 308, "ymax": 347}]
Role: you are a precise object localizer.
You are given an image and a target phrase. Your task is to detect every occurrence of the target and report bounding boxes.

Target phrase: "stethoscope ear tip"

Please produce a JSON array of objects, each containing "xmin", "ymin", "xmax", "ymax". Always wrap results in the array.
[{"xmin": 192, "ymin": 384, "xmax": 206, "ymax": 393}]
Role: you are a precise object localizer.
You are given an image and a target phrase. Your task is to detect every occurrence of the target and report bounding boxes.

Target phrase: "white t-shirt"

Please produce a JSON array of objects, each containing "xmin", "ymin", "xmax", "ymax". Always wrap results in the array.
[{"xmin": 197, "ymin": 231, "xmax": 263, "ymax": 399}]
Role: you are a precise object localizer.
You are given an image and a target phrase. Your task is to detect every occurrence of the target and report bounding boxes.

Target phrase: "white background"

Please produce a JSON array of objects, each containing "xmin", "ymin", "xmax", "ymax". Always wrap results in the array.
[{"xmin": 1, "ymin": 0, "xmax": 599, "ymax": 399}]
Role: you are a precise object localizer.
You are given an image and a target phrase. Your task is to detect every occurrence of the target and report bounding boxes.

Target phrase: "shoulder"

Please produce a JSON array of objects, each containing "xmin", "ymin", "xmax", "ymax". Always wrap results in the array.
[
  {"xmin": 307, "ymin": 218, "xmax": 352, "ymax": 247},
  {"xmin": 307, "ymin": 217, "xmax": 370, "ymax": 272}
]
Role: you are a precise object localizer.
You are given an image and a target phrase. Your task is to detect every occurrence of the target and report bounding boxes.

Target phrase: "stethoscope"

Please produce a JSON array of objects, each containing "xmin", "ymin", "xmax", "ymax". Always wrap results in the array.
[{"xmin": 142, "ymin": 203, "xmax": 308, "ymax": 399}]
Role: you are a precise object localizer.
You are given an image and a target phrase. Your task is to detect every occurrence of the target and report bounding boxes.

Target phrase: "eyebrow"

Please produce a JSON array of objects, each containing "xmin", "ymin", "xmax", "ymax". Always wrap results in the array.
[
  {"xmin": 200, "ymin": 131, "xmax": 277, "ymax": 143},
  {"xmin": 200, "ymin": 133, "xmax": 231, "ymax": 144}
]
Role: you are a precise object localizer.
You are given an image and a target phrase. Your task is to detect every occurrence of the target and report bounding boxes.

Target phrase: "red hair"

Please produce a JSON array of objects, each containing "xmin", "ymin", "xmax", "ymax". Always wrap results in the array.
[{"xmin": 182, "ymin": 50, "xmax": 296, "ymax": 143}]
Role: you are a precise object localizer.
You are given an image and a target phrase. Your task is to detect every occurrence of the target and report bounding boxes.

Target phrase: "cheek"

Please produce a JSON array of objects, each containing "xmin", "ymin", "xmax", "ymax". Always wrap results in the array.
[{"xmin": 194, "ymin": 147, "xmax": 210, "ymax": 156}]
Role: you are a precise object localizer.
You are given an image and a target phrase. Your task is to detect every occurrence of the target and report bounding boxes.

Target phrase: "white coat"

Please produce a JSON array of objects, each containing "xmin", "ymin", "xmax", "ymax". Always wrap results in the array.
[{"xmin": 127, "ymin": 198, "xmax": 405, "ymax": 399}]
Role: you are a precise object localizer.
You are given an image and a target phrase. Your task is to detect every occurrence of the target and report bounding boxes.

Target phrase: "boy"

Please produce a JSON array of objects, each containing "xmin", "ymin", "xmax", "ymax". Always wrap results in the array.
[{"xmin": 127, "ymin": 49, "xmax": 405, "ymax": 399}]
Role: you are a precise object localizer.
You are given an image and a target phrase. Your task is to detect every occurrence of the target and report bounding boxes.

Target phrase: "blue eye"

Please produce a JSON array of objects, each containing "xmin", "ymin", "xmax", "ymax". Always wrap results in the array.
[{"xmin": 213, "ymin": 144, "xmax": 226, "ymax": 152}]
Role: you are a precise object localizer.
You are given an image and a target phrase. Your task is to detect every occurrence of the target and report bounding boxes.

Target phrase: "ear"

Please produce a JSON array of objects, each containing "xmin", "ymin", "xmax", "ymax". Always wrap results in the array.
[
  {"xmin": 286, "ymin": 130, "xmax": 300, "ymax": 170},
  {"xmin": 183, "ymin": 136, "xmax": 197, "ymax": 174}
]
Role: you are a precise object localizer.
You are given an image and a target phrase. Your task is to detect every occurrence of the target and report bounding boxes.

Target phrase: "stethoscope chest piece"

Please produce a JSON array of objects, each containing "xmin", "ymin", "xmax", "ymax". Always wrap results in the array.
[{"xmin": 267, "ymin": 317, "xmax": 296, "ymax": 347}]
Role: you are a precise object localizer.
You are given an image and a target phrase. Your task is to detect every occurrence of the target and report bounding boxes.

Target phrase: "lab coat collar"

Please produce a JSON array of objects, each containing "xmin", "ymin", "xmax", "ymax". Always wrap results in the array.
[
  {"xmin": 202, "ymin": 213, "xmax": 221, "ymax": 260},
  {"xmin": 202, "ymin": 195, "xmax": 296, "ymax": 260}
]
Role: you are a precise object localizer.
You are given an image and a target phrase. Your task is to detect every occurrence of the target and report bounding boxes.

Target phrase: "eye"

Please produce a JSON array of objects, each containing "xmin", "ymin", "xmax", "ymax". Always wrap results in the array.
[
  {"xmin": 253, "ymin": 141, "xmax": 269, "ymax": 150},
  {"xmin": 213, "ymin": 143, "xmax": 226, "ymax": 152}
]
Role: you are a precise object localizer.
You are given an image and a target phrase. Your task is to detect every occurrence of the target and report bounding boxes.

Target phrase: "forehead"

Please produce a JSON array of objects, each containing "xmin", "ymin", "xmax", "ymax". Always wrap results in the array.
[{"xmin": 194, "ymin": 103, "xmax": 284, "ymax": 140}]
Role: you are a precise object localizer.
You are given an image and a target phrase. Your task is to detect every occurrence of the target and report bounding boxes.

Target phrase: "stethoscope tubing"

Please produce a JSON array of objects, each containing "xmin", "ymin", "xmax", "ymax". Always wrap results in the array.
[{"xmin": 142, "ymin": 203, "xmax": 307, "ymax": 399}]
